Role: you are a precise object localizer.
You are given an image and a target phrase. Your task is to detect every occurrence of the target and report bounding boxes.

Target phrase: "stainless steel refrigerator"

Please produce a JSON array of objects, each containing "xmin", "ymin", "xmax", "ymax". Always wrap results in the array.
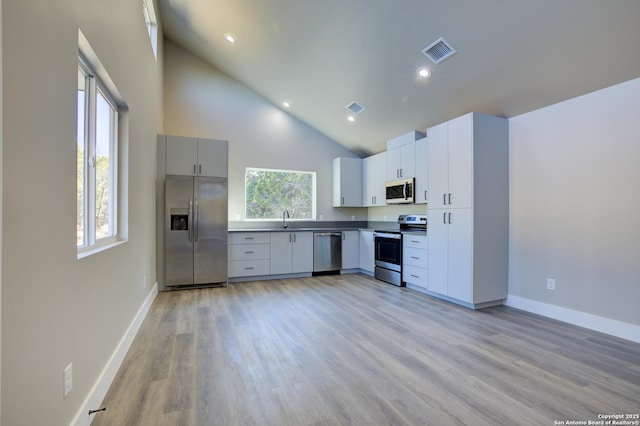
[{"xmin": 165, "ymin": 175, "xmax": 228, "ymax": 287}]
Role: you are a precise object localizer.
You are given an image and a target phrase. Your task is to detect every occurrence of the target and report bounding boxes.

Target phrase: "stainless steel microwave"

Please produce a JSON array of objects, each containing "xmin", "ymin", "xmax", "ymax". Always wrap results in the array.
[{"xmin": 385, "ymin": 178, "xmax": 415, "ymax": 204}]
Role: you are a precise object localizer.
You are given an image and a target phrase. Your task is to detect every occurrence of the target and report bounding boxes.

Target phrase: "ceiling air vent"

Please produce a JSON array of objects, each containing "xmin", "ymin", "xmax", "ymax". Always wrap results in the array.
[
  {"xmin": 346, "ymin": 101, "xmax": 365, "ymax": 115},
  {"xmin": 422, "ymin": 37, "xmax": 457, "ymax": 64}
]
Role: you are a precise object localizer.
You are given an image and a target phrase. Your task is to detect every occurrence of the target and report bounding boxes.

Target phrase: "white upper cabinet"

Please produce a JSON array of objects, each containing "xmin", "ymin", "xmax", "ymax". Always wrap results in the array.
[
  {"xmin": 362, "ymin": 151, "xmax": 387, "ymax": 206},
  {"xmin": 386, "ymin": 130, "xmax": 423, "ymax": 181},
  {"xmin": 386, "ymin": 142, "xmax": 416, "ymax": 180},
  {"xmin": 164, "ymin": 135, "xmax": 228, "ymax": 177},
  {"xmin": 414, "ymin": 137, "xmax": 428, "ymax": 204},
  {"xmin": 446, "ymin": 114, "xmax": 474, "ymax": 209},
  {"xmin": 333, "ymin": 157, "xmax": 363, "ymax": 207},
  {"xmin": 197, "ymin": 139, "xmax": 228, "ymax": 177},
  {"xmin": 427, "ymin": 115, "xmax": 472, "ymax": 209}
]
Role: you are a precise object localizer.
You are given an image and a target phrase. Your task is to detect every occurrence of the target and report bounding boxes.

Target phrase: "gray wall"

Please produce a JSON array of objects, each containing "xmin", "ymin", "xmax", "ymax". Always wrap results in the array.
[
  {"xmin": 0, "ymin": 0, "xmax": 3, "ymax": 416},
  {"xmin": 509, "ymin": 77, "xmax": 640, "ymax": 327},
  {"xmin": 1, "ymin": 0, "xmax": 163, "ymax": 424},
  {"xmin": 163, "ymin": 40, "xmax": 366, "ymax": 224}
]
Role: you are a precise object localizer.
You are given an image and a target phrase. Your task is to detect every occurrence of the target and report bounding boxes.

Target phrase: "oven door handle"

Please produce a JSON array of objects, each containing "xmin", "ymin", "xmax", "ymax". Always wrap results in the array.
[{"xmin": 374, "ymin": 233, "xmax": 402, "ymax": 240}]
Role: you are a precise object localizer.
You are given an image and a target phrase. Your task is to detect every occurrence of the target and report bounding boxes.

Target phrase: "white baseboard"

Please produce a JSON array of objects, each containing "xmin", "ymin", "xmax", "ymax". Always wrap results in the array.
[
  {"xmin": 505, "ymin": 294, "xmax": 640, "ymax": 344},
  {"xmin": 70, "ymin": 283, "xmax": 159, "ymax": 426}
]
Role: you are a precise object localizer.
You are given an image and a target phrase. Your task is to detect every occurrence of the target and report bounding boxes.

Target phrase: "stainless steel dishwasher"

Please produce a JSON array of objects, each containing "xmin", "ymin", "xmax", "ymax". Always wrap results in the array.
[{"xmin": 313, "ymin": 232, "xmax": 342, "ymax": 273}]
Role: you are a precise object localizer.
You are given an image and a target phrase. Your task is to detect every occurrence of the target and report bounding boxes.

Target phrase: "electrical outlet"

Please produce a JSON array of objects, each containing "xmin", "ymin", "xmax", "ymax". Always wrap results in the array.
[
  {"xmin": 547, "ymin": 278, "xmax": 556, "ymax": 291},
  {"xmin": 351, "ymin": 215, "xmax": 355, "ymax": 221},
  {"xmin": 319, "ymin": 214, "xmax": 324, "ymax": 220},
  {"xmin": 63, "ymin": 363, "xmax": 73, "ymax": 398}
]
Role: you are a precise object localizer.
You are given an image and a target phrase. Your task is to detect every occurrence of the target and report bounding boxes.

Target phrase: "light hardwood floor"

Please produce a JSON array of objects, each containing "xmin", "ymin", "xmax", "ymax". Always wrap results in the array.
[{"xmin": 91, "ymin": 274, "xmax": 640, "ymax": 425}]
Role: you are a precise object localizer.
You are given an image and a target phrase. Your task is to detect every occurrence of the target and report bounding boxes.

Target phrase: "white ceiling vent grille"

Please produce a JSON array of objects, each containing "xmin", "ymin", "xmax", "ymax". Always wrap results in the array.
[
  {"xmin": 346, "ymin": 101, "xmax": 365, "ymax": 115},
  {"xmin": 422, "ymin": 37, "xmax": 457, "ymax": 64}
]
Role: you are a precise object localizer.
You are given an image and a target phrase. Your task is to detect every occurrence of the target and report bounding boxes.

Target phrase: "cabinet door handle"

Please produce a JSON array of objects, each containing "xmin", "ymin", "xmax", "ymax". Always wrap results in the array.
[
  {"xmin": 411, "ymin": 274, "xmax": 419, "ymax": 278},
  {"xmin": 199, "ymin": 164, "xmax": 202, "ymax": 175},
  {"xmin": 411, "ymin": 256, "xmax": 419, "ymax": 260},
  {"xmin": 244, "ymin": 251, "xmax": 254, "ymax": 254},
  {"xmin": 443, "ymin": 212, "xmax": 447, "ymax": 224},
  {"xmin": 294, "ymin": 234, "xmax": 297, "ymax": 242},
  {"xmin": 193, "ymin": 164, "xmax": 197, "ymax": 175},
  {"xmin": 448, "ymin": 193, "xmax": 452, "ymax": 205},
  {"xmin": 244, "ymin": 237, "xmax": 254, "ymax": 240},
  {"xmin": 410, "ymin": 240, "xmax": 419, "ymax": 243},
  {"xmin": 341, "ymin": 196, "xmax": 345, "ymax": 205},
  {"xmin": 424, "ymin": 190, "xmax": 427, "ymax": 201},
  {"xmin": 443, "ymin": 193, "xmax": 447, "ymax": 206},
  {"xmin": 289, "ymin": 234, "xmax": 292, "ymax": 242},
  {"xmin": 400, "ymin": 168, "xmax": 403, "ymax": 177},
  {"xmin": 342, "ymin": 233, "xmax": 346, "ymax": 241},
  {"xmin": 244, "ymin": 267, "xmax": 254, "ymax": 270},
  {"xmin": 448, "ymin": 212, "xmax": 452, "ymax": 224}
]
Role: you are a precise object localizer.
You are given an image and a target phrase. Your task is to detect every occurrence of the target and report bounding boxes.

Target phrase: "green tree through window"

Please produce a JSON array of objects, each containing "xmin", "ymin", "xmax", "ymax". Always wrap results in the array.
[{"xmin": 245, "ymin": 168, "xmax": 316, "ymax": 220}]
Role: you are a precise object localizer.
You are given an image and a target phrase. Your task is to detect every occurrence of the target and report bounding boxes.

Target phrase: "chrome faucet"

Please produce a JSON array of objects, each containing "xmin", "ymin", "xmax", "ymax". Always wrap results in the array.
[{"xmin": 282, "ymin": 210, "xmax": 290, "ymax": 228}]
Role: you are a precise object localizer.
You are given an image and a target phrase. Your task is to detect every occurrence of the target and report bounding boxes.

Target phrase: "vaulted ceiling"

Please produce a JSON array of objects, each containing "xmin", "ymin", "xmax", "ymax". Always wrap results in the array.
[{"xmin": 158, "ymin": 0, "xmax": 640, "ymax": 155}]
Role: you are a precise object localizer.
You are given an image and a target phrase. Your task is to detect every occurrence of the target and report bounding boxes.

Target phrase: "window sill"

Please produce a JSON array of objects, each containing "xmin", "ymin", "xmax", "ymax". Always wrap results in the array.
[{"xmin": 77, "ymin": 239, "xmax": 126, "ymax": 259}]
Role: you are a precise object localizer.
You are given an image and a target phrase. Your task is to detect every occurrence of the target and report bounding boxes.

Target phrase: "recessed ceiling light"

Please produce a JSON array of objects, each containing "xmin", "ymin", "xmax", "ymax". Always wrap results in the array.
[
  {"xmin": 417, "ymin": 67, "xmax": 430, "ymax": 78},
  {"xmin": 282, "ymin": 101, "xmax": 290, "ymax": 108},
  {"xmin": 224, "ymin": 34, "xmax": 236, "ymax": 44},
  {"xmin": 347, "ymin": 116, "xmax": 355, "ymax": 122}
]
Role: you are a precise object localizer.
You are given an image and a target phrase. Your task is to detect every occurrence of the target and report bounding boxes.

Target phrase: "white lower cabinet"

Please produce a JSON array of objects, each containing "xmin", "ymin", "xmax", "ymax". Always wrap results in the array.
[
  {"xmin": 403, "ymin": 235, "xmax": 427, "ymax": 288},
  {"xmin": 427, "ymin": 209, "xmax": 472, "ymax": 299},
  {"xmin": 341, "ymin": 231, "xmax": 360, "ymax": 270},
  {"xmin": 270, "ymin": 232, "xmax": 314, "ymax": 274},
  {"xmin": 359, "ymin": 231, "xmax": 375, "ymax": 274},
  {"xmin": 228, "ymin": 232, "xmax": 271, "ymax": 277}
]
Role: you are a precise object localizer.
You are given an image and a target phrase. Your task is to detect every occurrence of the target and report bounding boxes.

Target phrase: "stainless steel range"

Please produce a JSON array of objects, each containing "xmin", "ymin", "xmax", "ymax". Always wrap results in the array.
[{"xmin": 373, "ymin": 214, "xmax": 427, "ymax": 286}]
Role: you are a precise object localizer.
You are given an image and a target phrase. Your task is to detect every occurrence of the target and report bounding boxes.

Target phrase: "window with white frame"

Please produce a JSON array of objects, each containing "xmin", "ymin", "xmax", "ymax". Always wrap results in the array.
[
  {"xmin": 143, "ymin": 0, "xmax": 158, "ymax": 60},
  {"xmin": 245, "ymin": 168, "xmax": 316, "ymax": 220},
  {"xmin": 77, "ymin": 56, "xmax": 120, "ymax": 250}
]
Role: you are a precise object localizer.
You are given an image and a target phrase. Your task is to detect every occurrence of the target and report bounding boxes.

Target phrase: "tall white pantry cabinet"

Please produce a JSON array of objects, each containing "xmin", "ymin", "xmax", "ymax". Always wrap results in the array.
[{"xmin": 426, "ymin": 112, "xmax": 509, "ymax": 309}]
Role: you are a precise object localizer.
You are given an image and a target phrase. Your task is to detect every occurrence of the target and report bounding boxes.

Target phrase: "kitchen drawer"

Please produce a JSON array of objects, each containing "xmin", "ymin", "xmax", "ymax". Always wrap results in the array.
[
  {"xmin": 403, "ymin": 264, "xmax": 427, "ymax": 288},
  {"xmin": 229, "ymin": 232, "xmax": 270, "ymax": 244},
  {"xmin": 229, "ymin": 244, "xmax": 270, "ymax": 261},
  {"xmin": 403, "ymin": 246, "xmax": 427, "ymax": 267},
  {"xmin": 403, "ymin": 234, "xmax": 427, "ymax": 249},
  {"xmin": 228, "ymin": 259, "xmax": 270, "ymax": 277}
]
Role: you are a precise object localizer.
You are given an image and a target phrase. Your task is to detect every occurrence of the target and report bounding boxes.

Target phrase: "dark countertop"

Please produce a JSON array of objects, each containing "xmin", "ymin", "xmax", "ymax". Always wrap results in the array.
[{"xmin": 229, "ymin": 228, "xmax": 362, "ymax": 232}]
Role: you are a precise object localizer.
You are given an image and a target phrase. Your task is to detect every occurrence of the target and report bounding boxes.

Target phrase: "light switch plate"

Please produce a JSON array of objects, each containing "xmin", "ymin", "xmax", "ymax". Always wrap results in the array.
[{"xmin": 63, "ymin": 363, "xmax": 73, "ymax": 398}]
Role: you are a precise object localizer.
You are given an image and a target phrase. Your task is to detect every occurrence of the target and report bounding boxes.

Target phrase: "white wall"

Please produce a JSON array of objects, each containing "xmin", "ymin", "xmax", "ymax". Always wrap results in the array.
[
  {"xmin": 509, "ymin": 77, "xmax": 640, "ymax": 332},
  {"xmin": 163, "ymin": 40, "xmax": 366, "ymax": 224},
  {"xmin": 1, "ymin": 0, "xmax": 162, "ymax": 425}
]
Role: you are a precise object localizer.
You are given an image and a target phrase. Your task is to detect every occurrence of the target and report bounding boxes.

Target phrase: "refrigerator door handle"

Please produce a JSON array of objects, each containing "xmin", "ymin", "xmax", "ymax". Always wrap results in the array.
[
  {"xmin": 194, "ymin": 198, "xmax": 199, "ymax": 242},
  {"xmin": 188, "ymin": 198, "xmax": 194, "ymax": 242}
]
